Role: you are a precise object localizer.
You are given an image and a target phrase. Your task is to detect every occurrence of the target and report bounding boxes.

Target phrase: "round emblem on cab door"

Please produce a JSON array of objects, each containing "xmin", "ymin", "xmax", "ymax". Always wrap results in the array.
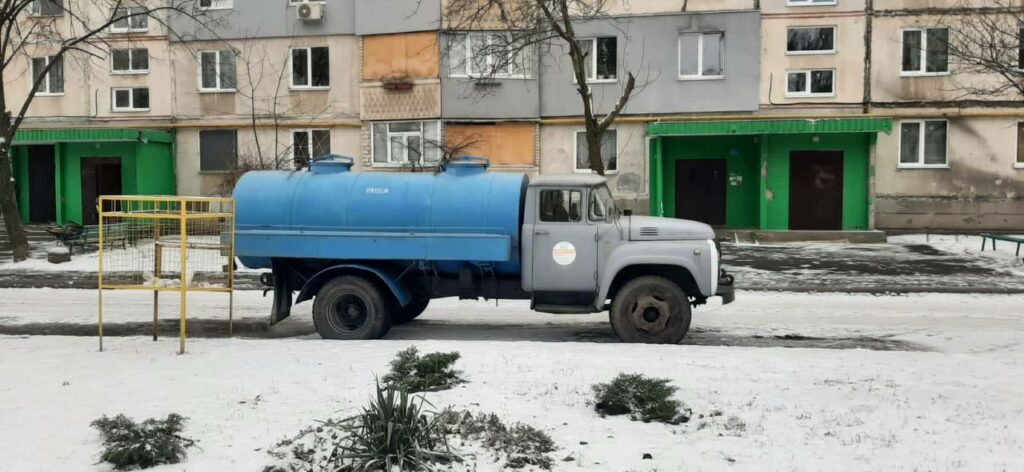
[{"xmin": 552, "ymin": 241, "xmax": 577, "ymax": 265}]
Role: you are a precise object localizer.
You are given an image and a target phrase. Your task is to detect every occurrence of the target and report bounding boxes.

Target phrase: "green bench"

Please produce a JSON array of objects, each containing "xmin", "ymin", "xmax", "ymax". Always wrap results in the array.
[
  {"xmin": 66, "ymin": 223, "xmax": 129, "ymax": 254},
  {"xmin": 981, "ymin": 233, "xmax": 1024, "ymax": 257}
]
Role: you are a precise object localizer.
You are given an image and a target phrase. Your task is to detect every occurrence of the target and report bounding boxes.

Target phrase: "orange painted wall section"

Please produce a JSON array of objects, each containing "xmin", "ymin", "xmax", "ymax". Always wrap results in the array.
[
  {"xmin": 362, "ymin": 32, "xmax": 439, "ymax": 80},
  {"xmin": 446, "ymin": 123, "xmax": 536, "ymax": 166}
]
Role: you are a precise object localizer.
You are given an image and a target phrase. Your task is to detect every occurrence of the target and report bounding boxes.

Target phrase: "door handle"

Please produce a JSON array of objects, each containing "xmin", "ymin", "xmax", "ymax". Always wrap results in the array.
[{"xmin": 534, "ymin": 229, "xmax": 549, "ymax": 235}]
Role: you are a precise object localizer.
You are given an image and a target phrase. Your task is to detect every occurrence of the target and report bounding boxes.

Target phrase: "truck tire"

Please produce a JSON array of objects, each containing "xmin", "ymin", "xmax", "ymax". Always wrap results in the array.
[
  {"xmin": 609, "ymin": 276, "xmax": 691, "ymax": 344},
  {"xmin": 312, "ymin": 276, "xmax": 392, "ymax": 340},
  {"xmin": 392, "ymin": 299, "xmax": 429, "ymax": 325}
]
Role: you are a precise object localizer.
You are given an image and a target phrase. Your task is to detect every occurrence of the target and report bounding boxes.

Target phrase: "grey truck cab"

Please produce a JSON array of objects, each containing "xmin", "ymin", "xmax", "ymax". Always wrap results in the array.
[{"xmin": 521, "ymin": 175, "xmax": 734, "ymax": 343}]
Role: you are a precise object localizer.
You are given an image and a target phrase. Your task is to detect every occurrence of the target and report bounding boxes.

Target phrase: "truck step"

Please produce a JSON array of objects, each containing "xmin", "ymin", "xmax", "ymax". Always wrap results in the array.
[{"xmin": 532, "ymin": 304, "xmax": 597, "ymax": 314}]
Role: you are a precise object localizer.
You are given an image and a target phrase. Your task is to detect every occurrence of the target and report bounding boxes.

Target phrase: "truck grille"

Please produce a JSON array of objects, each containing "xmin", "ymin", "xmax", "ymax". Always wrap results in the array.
[{"xmin": 639, "ymin": 227, "xmax": 659, "ymax": 237}]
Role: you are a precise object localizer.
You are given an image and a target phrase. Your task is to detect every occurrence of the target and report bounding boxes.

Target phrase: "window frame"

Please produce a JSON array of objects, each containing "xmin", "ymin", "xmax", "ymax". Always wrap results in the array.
[
  {"xmin": 784, "ymin": 68, "xmax": 836, "ymax": 97},
  {"xmin": 901, "ymin": 27, "xmax": 950, "ymax": 77},
  {"xmin": 448, "ymin": 32, "xmax": 533, "ymax": 79},
  {"xmin": 199, "ymin": 129, "xmax": 238, "ymax": 173},
  {"xmin": 1016, "ymin": 122, "xmax": 1024, "ymax": 169},
  {"xmin": 577, "ymin": 37, "xmax": 618, "ymax": 83},
  {"xmin": 30, "ymin": 0, "xmax": 63, "ymax": 17},
  {"xmin": 197, "ymin": 0, "xmax": 233, "ymax": 10},
  {"xmin": 677, "ymin": 32, "xmax": 725, "ymax": 80},
  {"xmin": 109, "ymin": 7, "xmax": 149, "ymax": 34},
  {"xmin": 110, "ymin": 87, "xmax": 150, "ymax": 112},
  {"xmin": 786, "ymin": 0, "xmax": 838, "ymax": 6},
  {"xmin": 110, "ymin": 48, "xmax": 149, "ymax": 75},
  {"xmin": 370, "ymin": 121, "xmax": 442, "ymax": 167},
  {"xmin": 198, "ymin": 49, "xmax": 237, "ymax": 93},
  {"xmin": 897, "ymin": 119, "xmax": 950, "ymax": 168},
  {"xmin": 573, "ymin": 129, "xmax": 619, "ymax": 174},
  {"xmin": 538, "ymin": 188, "xmax": 584, "ymax": 224},
  {"xmin": 785, "ymin": 25, "xmax": 837, "ymax": 55},
  {"xmin": 31, "ymin": 55, "xmax": 64, "ymax": 96},
  {"xmin": 289, "ymin": 46, "xmax": 330, "ymax": 90},
  {"xmin": 291, "ymin": 128, "xmax": 332, "ymax": 168}
]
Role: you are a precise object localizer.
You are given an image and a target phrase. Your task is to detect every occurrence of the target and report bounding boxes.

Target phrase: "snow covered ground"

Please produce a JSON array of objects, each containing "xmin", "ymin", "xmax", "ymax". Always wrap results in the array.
[{"xmin": 2, "ymin": 290, "xmax": 1024, "ymax": 471}]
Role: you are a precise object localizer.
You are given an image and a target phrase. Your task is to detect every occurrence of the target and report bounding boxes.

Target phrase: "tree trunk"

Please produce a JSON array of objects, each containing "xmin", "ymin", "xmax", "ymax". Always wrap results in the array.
[
  {"xmin": 586, "ymin": 125, "xmax": 605, "ymax": 175},
  {"xmin": 0, "ymin": 146, "xmax": 30, "ymax": 262}
]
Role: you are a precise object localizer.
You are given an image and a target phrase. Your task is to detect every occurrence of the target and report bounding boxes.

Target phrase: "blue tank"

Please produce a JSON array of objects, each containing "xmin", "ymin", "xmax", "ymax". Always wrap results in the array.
[{"xmin": 233, "ymin": 156, "xmax": 528, "ymax": 275}]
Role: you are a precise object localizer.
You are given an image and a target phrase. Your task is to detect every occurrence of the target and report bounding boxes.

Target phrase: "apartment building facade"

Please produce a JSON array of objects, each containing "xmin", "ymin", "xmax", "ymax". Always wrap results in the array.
[{"xmin": 7, "ymin": 0, "xmax": 1022, "ymax": 231}]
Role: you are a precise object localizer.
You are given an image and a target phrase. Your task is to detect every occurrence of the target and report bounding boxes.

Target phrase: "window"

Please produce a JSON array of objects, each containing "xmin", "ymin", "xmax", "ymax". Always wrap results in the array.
[
  {"xmin": 199, "ymin": 50, "xmax": 237, "ymax": 91},
  {"xmin": 111, "ymin": 48, "xmax": 148, "ymax": 74},
  {"xmin": 786, "ymin": 69, "xmax": 835, "ymax": 97},
  {"xmin": 199, "ymin": 130, "xmax": 238, "ymax": 172},
  {"xmin": 198, "ymin": 0, "xmax": 232, "ymax": 9},
  {"xmin": 111, "ymin": 7, "xmax": 148, "ymax": 33},
  {"xmin": 292, "ymin": 129, "xmax": 331, "ymax": 168},
  {"xmin": 539, "ymin": 189, "xmax": 582, "ymax": 223},
  {"xmin": 678, "ymin": 32, "xmax": 724, "ymax": 79},
  {"xmin": 111, "ymin": 87, "xmax": 150, "ymax": 112},
  {"xmin": 1018, "ymin": 25, "xmax": 1024, "ymax": 70},
  {"xmin": 589, "ymin": 185, "xmax": 616, "ymax": 222},
  {"xmin": 1016, "ymin": 123, "xmax": 1024, "ymax": 168},
  {"xmin": 575, "ymin": 130, "xmax": 617, "ymax": 173},
  {"xmin": 787, "ymin": 0, "xmax": 837, "ymax": 5},
  {"xmin": 899, "ymin": 120, "xmax": 948, "ymax": 167},
  {"xmin": 787, "ymin": 26, "xmax": 835, "ymax": 54},
  {"xmin": 31, "ymin": 0, "xmax": 63, "ymax": 16},
  {"xmin": 31, "ymin": 56, "xmax": 64, "ymax": 95},
  {"xmin": 578, "ymin": 37, "xmax": 616, "ymax": 82},
  {"xmin": 371, "ymin": 122, "xmax": 441, "ymax": 165},
  {"xmin": 448, "ymin": 32, "xmax": 533, "ymax": 78},
  {"xmin": 902, "ymin": 28, "xmax": 949, "ymax": 75},
  {"xmin": 291, "ymin": 47, "xmax": 329, "ymax": 88}
]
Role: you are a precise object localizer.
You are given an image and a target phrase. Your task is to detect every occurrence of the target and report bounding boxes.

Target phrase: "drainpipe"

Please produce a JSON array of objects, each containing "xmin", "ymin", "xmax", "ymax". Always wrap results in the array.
[{"xmin": 862, "ymin": 0, "xmax": 873, "ymax": 114}]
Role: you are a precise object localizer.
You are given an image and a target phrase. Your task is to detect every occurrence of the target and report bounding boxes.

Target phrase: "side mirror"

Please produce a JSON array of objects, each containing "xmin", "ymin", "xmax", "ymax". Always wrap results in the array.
[{"xmin": 622, "ymin": 209, "xmax": 633, "ymax": 217}]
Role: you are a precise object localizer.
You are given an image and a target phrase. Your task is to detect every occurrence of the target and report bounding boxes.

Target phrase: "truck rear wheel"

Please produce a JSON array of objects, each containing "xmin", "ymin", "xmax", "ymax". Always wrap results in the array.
[
  {"xmin": 392, "ymin": 299, "xmax": 429, "ymax": 325},
  {"xmin": 609, "ymin": 276, "xmax": 691, "ymax": 344},
  {"xmin": 312, "ymin": 276, "xmax": 392, "ymax": 340}
]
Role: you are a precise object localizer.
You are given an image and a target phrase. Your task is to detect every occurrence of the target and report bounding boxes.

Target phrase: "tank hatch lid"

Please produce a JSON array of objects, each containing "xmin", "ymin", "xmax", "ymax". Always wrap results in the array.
[
  {"xmin": 310, "ymin": 155, "xmax": 355, "ymax": 174},
  {"xmin": 529, "ymin": 174, "xmax": 607, "ymax": 187}
]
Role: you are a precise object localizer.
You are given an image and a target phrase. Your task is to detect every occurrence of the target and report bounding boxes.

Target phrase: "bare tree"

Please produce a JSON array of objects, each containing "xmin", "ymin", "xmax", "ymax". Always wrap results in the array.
[
  {"xmin": 940, "ymin": 1, "xmax": 1024, "ymax": 98},
  {"xmin": 0, "ymin": 0, "xmax": 218, "ymax": 262},
  {"xmin": 440, "ymin": 0, "xmax": 636, "ymax": 176}
]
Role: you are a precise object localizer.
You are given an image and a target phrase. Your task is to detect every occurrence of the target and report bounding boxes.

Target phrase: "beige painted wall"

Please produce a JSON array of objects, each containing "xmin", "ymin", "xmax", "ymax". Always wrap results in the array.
[
  {"xmin": 761, "ymin": 14, "xmax": 866, "ymax": 105},
  {"xmin": 875, "ymin": 115, "xmax": 1024, "ymax": 229},
  {"xmin": 169, "ymin": 36, "xmax": 360, "ymax": 122},
  {"xmin": 175, "ymin": 126, "xmax": 362, "ymax": 196},
  {"xmin": 539, "ymin": 123, "xmax": 648, "ymax": 211}
]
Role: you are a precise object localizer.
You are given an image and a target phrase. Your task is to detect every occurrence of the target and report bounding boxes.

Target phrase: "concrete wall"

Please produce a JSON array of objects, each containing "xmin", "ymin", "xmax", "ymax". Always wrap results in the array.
[
  {"xmin": 355, "ymin": 0, "xmax": 440, "ymax": 35},
  {"xmin": 539, "ymin": 123, "xmax": 648, "ymax": 211},
  {"xmin": 538, "ymin": 11, "xmax": 761, "ymax": 117},
  {"xmin": 874, "ymin": 115, "xmax": 1024, "ymax": 230},
  {"xmin": 167, "ymin": 0, "xmax": 355, "ymax": 41},
  {"xmin": 175, "ymin": 125, "xmax": 362, "ymax": 196},
  {"xmin": 761, "ymin": 13, "xmax": 866, "ymax": 105}
]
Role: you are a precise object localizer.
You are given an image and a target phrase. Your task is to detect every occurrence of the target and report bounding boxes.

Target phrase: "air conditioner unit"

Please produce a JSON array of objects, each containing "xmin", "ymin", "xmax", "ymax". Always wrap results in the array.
[{"xmin": 296, "ymin": 2, "xmax": 323, "ymax": 21}]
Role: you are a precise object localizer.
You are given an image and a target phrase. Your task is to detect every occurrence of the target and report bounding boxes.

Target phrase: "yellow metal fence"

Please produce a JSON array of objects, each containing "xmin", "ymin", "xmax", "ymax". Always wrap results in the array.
[{"xmin": 97, "ymin": 196, "xmax": 236, "ymax": 354}]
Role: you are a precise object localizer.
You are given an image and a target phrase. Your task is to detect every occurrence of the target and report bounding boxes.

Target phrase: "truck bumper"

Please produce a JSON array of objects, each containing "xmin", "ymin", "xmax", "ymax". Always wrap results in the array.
[{"xmin": 716, "ymin": 269, "xmax": 736, "ymax": 305}]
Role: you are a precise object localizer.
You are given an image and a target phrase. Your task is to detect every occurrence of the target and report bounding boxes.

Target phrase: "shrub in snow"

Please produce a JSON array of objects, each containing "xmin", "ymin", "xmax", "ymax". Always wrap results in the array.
[
  {"xmin": 265, "ymin": 383, "xmax": 458, "ymax": 472},
  {"xmin": 438, "ymin": 409, "xmax": 556, "ymax": 470},
  {"xmin": 91, "ymin": 413, "xmax": 195, "ymax": 470},
  {"xmin": 383, "ymin": 346, "xmax": 466, "ymax": 393},
  {"xmin": 592, "ymin": 373, "xmax": 684, "ymax": 424}
]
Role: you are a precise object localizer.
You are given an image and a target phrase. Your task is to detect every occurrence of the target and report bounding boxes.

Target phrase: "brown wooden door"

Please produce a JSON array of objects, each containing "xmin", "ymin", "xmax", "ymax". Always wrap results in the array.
[
  {"xmin": 80, "ymin": 158, "xmax": 122, "ymax": 225},
  {"xmin": 27, "ymin": 145, "xmax": 57, "ymax": 223},
  {"xmin": 789, "ymin": 151, "xmax": 843, "ymax": 230},
  {"xmin": 675, "ymin": 159, "xmax": 727, "ymax": 226}
]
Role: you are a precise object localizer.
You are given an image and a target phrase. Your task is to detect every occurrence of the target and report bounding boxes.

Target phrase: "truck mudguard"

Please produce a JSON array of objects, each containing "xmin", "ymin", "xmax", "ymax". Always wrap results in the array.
[
  {"xmin": 295, "ymin": 264, "xmax": 413, "ymax": 307},
  {"xmin": 596, "ymin": 240, "xmax": 717, "ymax": 309}
]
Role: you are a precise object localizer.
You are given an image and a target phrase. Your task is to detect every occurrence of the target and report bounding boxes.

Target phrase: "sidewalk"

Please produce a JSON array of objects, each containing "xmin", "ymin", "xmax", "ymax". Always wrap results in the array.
[{"xmin": 0, "ymin": 234, "xmax": 1021, "ymax": 293}]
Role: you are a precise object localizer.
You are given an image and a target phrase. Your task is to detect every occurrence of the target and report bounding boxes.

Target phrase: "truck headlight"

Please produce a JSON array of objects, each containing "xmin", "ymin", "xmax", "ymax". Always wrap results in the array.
[{"xmin": 707, "ymin": 239, "xmax": 719, "ymax": 296}]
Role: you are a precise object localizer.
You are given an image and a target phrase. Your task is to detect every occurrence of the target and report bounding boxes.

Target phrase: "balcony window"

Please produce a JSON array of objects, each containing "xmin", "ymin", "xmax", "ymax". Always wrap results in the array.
[{"xmin": 679, "ymin": 32, "xmax": 724, "ymax": 79}]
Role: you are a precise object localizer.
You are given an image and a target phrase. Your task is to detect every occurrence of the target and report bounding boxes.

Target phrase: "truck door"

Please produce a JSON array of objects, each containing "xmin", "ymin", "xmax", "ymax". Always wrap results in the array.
[{"xmin": 531, "ymin": 188, "xmax": 598, "ymax": 294}]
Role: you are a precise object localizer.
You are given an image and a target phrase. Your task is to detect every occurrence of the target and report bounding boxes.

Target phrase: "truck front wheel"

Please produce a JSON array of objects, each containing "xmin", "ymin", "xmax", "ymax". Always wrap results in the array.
[
  {"xmin": 609, "ymin": 276, "xmax": 691, "ymax": 344},
  {"xmin": 312, "ymin": 276, "xmax": 392, "ymax": 340}
]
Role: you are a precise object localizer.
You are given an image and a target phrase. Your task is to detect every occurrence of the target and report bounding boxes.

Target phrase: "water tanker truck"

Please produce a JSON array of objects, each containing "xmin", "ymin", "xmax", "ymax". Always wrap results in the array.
[{"xmin": 233, "ymin": 155, "xmax": 735, "ymax": 344}]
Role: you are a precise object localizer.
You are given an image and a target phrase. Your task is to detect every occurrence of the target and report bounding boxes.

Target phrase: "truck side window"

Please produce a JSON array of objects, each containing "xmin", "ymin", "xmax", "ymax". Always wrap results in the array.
[{"xmin": 539, "ymin": 189, "xmax": 582, "ymax": 223}]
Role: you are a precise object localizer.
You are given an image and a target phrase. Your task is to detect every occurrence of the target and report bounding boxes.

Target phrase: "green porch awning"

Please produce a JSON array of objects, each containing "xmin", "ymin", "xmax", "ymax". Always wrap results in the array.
[
  {"xmin": 12, "ymin": 128, "xmax": 173, "ymax": 144},
  {"xmin": 647, "ymin": 118, "xmax": 893, "ymax": 137}
]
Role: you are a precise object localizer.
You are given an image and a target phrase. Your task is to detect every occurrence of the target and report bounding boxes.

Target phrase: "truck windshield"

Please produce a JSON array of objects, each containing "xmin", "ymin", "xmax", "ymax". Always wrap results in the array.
[{"xmin": 589, "ymin": 185, "xmax": 617, "ymax": 221}]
